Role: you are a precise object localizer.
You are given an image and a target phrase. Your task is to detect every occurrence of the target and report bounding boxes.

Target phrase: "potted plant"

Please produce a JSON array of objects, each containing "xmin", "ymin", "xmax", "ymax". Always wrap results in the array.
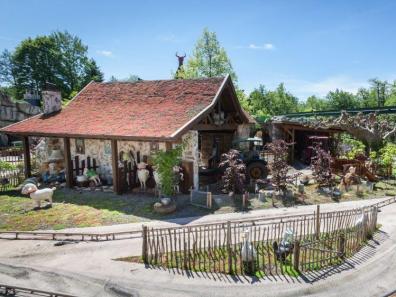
[{"xmin": 152, "ymin": 144, "xmax": 183, "ymax": 208}]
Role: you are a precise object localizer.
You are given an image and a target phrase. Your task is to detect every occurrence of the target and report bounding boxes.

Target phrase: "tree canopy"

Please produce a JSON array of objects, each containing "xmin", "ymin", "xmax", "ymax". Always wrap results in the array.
[
  {"xmin": 0, "ymin": 31, "xmax": 103, "ymax": 99},
  {"xmin": 181, "ymin": 28, "xmax": 237, "ymax": 82}
]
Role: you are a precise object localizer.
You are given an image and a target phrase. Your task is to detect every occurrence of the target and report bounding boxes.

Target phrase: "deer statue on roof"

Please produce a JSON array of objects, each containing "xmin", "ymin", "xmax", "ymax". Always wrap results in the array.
[{"xmin": 176, "ymin": 52, "xmax": 186, "ymax": 69}]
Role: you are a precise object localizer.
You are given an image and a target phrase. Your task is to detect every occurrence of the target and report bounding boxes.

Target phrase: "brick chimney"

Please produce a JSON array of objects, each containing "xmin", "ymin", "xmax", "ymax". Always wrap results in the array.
[{"xmin": 42, "ymin": 82, "xmax": 62, "ymax": 115}]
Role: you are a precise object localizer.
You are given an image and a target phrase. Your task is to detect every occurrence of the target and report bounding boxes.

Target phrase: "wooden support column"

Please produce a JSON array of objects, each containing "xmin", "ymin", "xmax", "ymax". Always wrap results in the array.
[
  {"xmin": 22, "ymin": 136, "xmax": 31, "ymax": 179},
  {"xmin": 111, "ymin": 139, "xmax": 121, "ymax": 194},
  {"xmin": 165, "ymin": 142, "xmax": 172, "ymax": 151},
  {"xmin": 291, "ymin": 128, "xmax": 295, "ymax": 164},
  {"xmin": 63, "ymin": 137, "xmax": 73, "ymax": 188}
]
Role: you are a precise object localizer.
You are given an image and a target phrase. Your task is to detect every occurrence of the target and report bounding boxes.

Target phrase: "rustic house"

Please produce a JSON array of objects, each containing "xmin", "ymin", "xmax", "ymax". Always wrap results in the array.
[{"xmin": 1, "ymin": 75, "xmax": 253, "ymax": 194}]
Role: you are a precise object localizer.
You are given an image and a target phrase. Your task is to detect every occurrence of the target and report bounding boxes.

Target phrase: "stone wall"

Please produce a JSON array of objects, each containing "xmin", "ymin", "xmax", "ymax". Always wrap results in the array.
[
  {"xmin": 0, "ymin": 92, "xmax": 41, "ymax": 145},
  {"xmin": 0, "ymin": 92, "xmax": 41, "ymax": 128}
]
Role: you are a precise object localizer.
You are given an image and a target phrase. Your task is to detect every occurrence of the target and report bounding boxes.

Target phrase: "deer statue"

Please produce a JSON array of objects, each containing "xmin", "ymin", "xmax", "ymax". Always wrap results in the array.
[{"xmin": 175, "ymin": 52, "xmax": 186, "ymax": 70}]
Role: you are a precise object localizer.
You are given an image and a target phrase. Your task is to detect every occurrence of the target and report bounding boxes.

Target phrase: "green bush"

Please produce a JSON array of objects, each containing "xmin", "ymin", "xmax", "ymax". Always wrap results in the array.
[
  {"xmin": 339, "ymin": 134, "xmax": 366, "ymax": 159},
  {"xmin": 152, "ymin": 144, "xmax": 184, "ymax": 197},
  {"xmin": 379, "ymin": 143, "xmax": 396, "ymax": 167},
  {"xmin": 0, "ymin": 160, "xmax": 16, "ymax": 171}
]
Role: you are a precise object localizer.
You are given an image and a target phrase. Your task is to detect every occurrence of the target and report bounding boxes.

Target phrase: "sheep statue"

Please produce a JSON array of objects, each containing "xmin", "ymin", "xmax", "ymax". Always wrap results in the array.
[
  {"xmin": 21, "ymin": 183, "xmax": 56, "ymax": 208},
  {"xmin": 137, "ymin": 162, "xmax": 150, "ymax": 192}
]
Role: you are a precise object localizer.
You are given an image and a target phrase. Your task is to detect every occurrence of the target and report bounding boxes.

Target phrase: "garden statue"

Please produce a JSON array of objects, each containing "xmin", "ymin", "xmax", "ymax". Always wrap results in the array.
[
  {"xmin": 153, "ymin": 169, "xmax": 162, "ymax": 196},
  {"xmin": 340, "ymin": 166, "xmax": 361, "ymax": 192},
  {"xmin": 175, "ymin": 52, "xmax": 186, "ymax": 69},
  {"xmin": 21, "ymin": 183, "xmax": 56, "ymax": 208},
  {"xmin": 273, "ymin": 228, "xmax": 295, "ymax": 261},
  {"xmin": 137, "ymin": 162, "xmax": 150, "ymax": 191},
  {"xmin": 83, "ymin": 167, "xmax": 101, "ymax": 186},
  {"xmin": 241, "ymin": 229, "xmax": 256, "ymax": 274}
]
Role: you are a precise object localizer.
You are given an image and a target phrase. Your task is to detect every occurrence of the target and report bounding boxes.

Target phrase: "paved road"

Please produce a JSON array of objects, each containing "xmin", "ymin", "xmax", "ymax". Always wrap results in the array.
[{"xmin": 0, "ymin": 199, "xmax": 395, "ymax": 297}]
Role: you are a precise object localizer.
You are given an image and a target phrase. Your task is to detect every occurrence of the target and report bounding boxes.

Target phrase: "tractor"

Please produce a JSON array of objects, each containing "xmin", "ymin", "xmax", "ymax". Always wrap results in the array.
[{"xmin": 232, "ymin": 137, "xmax": 268, "ymax": 181}]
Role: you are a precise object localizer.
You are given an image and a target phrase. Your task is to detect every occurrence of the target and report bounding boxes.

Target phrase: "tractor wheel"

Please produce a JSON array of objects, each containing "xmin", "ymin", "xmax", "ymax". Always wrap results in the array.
[{"xmin": 247, "ymin": 162, "xmax": 268, "ymax": 180}]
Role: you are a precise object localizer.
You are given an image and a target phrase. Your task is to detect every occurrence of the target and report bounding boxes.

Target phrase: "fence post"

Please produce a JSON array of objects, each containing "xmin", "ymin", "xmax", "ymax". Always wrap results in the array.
[
  {"xmin": 338, "ymin": 233, "xmax": 345, "ymax": 258},
  {"xmin": 142, "ymin": 225, "xmax": 148, "ymax": 264},
  {"xmin": 315, "ymin": 205, "xmax": 320, "ymax": 240},
  {"xmin": 227, "ymin": 221, "xmax": 232, "ymax": 274},
  {"xmin": 207, "ymin": 192, "xmax": 212, "ymax": 209},
  {"xmin": 293, "ymin": 240, "xmax": 300, "ymax": 271}
]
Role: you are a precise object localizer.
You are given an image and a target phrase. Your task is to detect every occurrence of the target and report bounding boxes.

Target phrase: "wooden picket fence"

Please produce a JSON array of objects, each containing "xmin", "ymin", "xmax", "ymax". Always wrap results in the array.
[
  {"xmin": 0, "ymin": 147, "xmax": 25, "ymax": 190},
  {"xmin": 141, "ymin": 205, "xmax": 378, "ymax": 276}
]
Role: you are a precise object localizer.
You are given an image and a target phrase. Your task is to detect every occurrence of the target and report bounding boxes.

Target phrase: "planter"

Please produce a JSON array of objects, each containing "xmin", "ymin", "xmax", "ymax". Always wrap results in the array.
[{"xmin": 153, "ymin": 200, "xmax": 176, "ymax": 214}]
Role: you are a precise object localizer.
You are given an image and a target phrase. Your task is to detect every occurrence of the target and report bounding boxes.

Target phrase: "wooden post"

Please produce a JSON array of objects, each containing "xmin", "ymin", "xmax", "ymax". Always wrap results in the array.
[
  {"xmin": 63, "ymin": 138, "xmax": 73, "ymax": 188},
  {"xmin": 293, "ymin": 240, "xmax": 300, "ymax": 271},
  {"xmin": 22, "ymin": 136, "xmax": 31, "ymax": 179},
  {"xmin": 315, "ymin": 205, "xmax": 320, "ymax": 239},
  {"xmin": 227, "ymin": 221, "xmax": 232, "ymax": 274},
  {"xmin": 142, "ymin": 225, "xmax": 148, "ymax": 264},
  {"xmin": 207, "ymin": 192, "xmax": 212, "ymax": 209},
  {"xmin": 338, "ymin": 233, "xmax": 345, "ymax": 258},
  {"xmin": 291, "ymin": 128, "xmax": 295, "ymax": 164},
  {"xmin": 111, "ymin": 139, "xmax": 121, "ymax": 194}
]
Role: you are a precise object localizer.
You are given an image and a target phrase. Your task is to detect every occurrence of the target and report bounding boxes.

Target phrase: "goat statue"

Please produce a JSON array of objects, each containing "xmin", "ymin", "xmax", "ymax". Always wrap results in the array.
[
  {"xmin": 21, "ymin": 183, "xmax": 56, "ymax": 208},
  {"xmin": 137, "ymin": 162, "xmax": 150, "ymax": 192}
]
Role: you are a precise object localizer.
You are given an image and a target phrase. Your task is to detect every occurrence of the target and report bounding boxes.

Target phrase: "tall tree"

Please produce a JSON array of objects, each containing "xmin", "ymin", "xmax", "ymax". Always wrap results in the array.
[
  {"xmin": 184, "ymin": 28, "xmax": 237, "ymax": 81},
  {"xmin": 369, "ymin": 78, "xmax": 389, "ymax": 107},
  {"xmin": 326, "ymin": 89, "xmax": 359, "ymax": 110},
  {"xmin": 4, "ymin": 31, "xmax": 103, "ymax": 99},
  {"xmin": 0, "ymin": 49, "xmax": 16, "ymax": 85},
  {"xmin": 245, "ymin": 83, "xmax": 299, "ymax": 116}
]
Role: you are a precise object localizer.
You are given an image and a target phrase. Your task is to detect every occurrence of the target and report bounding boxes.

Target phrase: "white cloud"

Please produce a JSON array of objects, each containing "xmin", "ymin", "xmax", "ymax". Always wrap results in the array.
[
  {"xmin": 96, "ymin": 50, "xmax": 113, "ymax": 57},
  {"xmin": 247, "ymin": 43, "xmax": 275, "ymax": 50}
]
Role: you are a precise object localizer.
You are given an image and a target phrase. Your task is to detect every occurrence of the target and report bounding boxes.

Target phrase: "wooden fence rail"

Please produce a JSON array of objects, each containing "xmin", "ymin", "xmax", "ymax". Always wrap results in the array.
[
  {"xmin": 142, "ymin": 206, "xmax": 378, "ymax": 276},
  {"xmin": 0, "ymin": 283, "xmax": 77, "ymax": 297}
]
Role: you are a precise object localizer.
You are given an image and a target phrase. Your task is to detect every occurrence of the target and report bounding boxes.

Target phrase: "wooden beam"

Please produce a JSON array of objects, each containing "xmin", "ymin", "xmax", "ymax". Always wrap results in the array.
[
  {"xmin": 22, "ymin": 136, "xmax": 31, "ymax": 179},
  {"xmin": 111, "ymin": 139, "xmax": 121, "ymax": 194},
  {"xmin": 165, "ymin": 142, "xmax": 173, "ymax": 151},
  {"xmin": 63, "ymin": 138, "xmax": 73, "ymax": 188},
  {"xmin": 193, "ymin": 124, "xmax": 238, "ymax": 131}
]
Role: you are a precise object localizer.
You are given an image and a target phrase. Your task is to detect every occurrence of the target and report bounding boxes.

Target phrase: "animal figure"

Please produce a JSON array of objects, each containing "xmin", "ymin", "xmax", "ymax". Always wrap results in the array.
[
  {"xmin": 173, "ymin": 166, "xmax": 184, "ymax": 194},
  {"xmin": 137, "ymin": 162, "xmax": 150, "ymax": 191},
  {"xmin": 241, "ymin": 230, "xmax": 256, "ymax": 262},
  {"xmin": 340, "ymin": 166, "xmax": 361, "ymax": 192},
  {"xmin": 21, "ymin": 183, "xmax": 55, "ymax": 208},
  {"xmin": 83, "ymin": 168, "xmax": 101, "ymax": 186},
  {"xmin": 153, "ymin": 170, "xmax": 162, "ymax": 196}
]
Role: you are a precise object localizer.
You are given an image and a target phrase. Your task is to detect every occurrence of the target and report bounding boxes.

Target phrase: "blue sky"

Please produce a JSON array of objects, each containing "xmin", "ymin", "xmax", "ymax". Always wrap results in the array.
[{"xmin": 1, "ymin": 0, "xmax": 396, "ymax": 100}]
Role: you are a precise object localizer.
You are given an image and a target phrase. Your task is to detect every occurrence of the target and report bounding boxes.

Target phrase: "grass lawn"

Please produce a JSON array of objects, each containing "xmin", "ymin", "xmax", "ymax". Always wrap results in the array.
[
  {"xmin": 0, "ymin": 189, "xmax": 212, "ymax": 231},
  {"xmin": 0, "ymin": 178, "xmax": 394, "ymax": 231}
]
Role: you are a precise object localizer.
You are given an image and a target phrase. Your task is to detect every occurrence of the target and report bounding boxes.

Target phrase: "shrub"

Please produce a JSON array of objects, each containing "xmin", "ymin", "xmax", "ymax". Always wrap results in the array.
[
  {"xmin": 219, "ymin": 149, "xmax": 246, "ymax": 196},
  {"xmin": 152, "ymin": 145, "xmax": 183, "ymax": 197},
  {"xmin": 0, "ymin": 160, "xmax": 16, "ymax": 171},
  {"xmin": 265, "ymin": 140, "xmax": 290, "ymax": 194},
  {"xmin": 339, "ymin": 134, "xmax": 366, "ymax": 159},
  {"xmin": 379, "ymin": 143, "xmax": 396, "ymax": 168},
  {"xmin": 311, "ymin": 142, "xmax": 334, "ymax": 188}
]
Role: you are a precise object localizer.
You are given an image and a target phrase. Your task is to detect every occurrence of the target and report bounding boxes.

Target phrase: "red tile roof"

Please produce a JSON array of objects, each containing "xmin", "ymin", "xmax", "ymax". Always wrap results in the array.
[{"xmin": 2, "ymin": 77, "xmax": 228, "ymax": 140}]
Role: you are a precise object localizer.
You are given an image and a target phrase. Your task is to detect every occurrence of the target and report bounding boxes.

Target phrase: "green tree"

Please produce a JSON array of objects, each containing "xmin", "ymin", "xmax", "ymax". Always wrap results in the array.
[
  {"xmin": 184, "ymin": 28, "xmax": 237, "ymax": 81},
  {"xmin": 4, "ymin": 31, "xmax": 103, "ymax": 99},
  {"xmin": 0, "ymin": 49, "xmax": 16, "ymax": 85},
  {"xmin": 245, "ymin": 83, "xmax": 299, "ymax": 116},
  {"xmin": 303, "ymin": 95, "xmax": 329, "ymax": 111},
  {"xmin": 326, "ymin": 89, "xmax": 359, "ymax": 110}
]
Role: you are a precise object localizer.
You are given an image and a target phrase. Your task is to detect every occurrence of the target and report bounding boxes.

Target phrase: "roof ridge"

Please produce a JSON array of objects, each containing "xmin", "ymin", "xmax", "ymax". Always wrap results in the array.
[{"xmin": 100, "ymin": 76, "xmax": 225, "ymax": 85}]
